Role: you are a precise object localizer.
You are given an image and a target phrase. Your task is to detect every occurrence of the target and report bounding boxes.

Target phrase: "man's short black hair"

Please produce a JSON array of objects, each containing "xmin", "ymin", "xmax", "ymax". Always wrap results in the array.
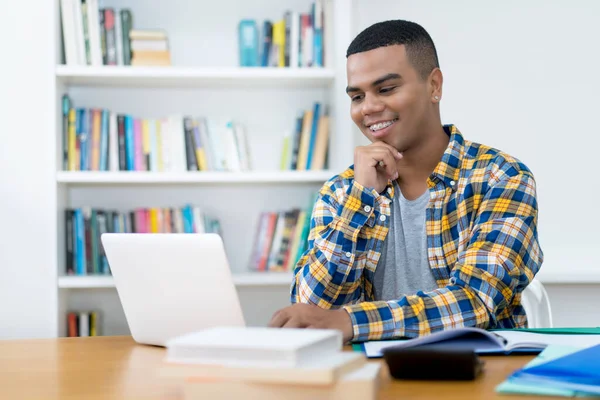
[{"xmin": 346, "ymin": 20, "xmax": 439, "ymax": 80}]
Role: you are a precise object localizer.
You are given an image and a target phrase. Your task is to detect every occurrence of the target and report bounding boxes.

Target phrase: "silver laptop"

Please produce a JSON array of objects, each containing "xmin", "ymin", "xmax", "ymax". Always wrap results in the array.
[{"xmin": 100, "ymin": 233, "xmax": 246, "ymax": 346}]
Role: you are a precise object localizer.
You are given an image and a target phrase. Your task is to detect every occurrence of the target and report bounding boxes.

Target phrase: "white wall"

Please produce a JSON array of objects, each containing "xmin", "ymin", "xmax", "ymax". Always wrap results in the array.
[
  {"xmin": 354, "ymin": 0, "xmax": 600, "ymax": 326},
  {"xmin": 0, "ymin": 0, "xmax": 58, "ymax": 339},
  {"xmin": 1, "ymin": 0, "xmax": 598, "ymax": 339}
]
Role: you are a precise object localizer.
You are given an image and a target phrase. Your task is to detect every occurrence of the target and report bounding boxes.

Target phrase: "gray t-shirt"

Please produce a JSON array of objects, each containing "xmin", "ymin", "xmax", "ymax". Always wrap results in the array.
[{"xmin": 373, "ymin": 182, "xmax": 439, "ymax": 301}]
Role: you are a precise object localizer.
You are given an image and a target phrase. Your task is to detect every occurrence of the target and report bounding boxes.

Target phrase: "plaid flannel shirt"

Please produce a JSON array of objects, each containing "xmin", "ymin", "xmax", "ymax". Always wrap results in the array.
[{"xmin": 291, "ymin": 124, "xmax": 543, "ymax": 342}]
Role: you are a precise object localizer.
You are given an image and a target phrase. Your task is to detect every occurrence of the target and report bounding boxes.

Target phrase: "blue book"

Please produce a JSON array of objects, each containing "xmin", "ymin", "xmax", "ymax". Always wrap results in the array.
[
  {"xmin": 260, "ymin": 21, "xmax": 273, "ymax": 67},
  {"xmin": 76, "ymin": 109, "xmax": 86, "ymax": 171},
  {"xmin": 74, "ymin": 208, "xmax": 86, "ymax": 275},
  {"xmin": 124, "ymin": 115, "xmax": 134, "ymax": 171},
  {"xmin": 510, "ymin": 344, "xmax": 600, "ymax": 394},
  {"xmin": 305, "ymin": 102, "xmax": 321, "ymax": 169},
  {"xmin": 313, "ymin": 1, "xmax": 323, "ymax": 67},
  {"xmin": 182, "ymin": 206, "xmax": 193, "ymax": 233},
  {"xmin": 496, "ymin": 345, "xmax": 596, "ymax": 397},
  {"xmin": 238, "ymin": 19, "xmax": 259, "ymax": 67},
  {"xmin": 99, "ymin": 109, "xmax": 109, "ymax": 171}
]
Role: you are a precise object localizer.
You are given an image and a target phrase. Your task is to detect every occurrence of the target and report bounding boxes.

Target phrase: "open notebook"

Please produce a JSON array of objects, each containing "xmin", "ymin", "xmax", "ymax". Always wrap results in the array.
[{"xmin": 360, "ymin": 327, "xmax": 600, "ymax": 358}]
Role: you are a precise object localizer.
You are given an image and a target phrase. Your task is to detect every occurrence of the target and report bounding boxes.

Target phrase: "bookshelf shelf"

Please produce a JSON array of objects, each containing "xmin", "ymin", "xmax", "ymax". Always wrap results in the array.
[
  {"xmin": 55, "ymin": 65, "xmax": 336, "ymax": 88},
  {"xmin": 58, "ymin": 273, "xmax": 294, "ymax": 289},
  {"xmin": 46, "ymin": 0, "xmax": 354, "ymax": 338},
  {"xmin": 58, "ymin": 276, "xmax": 115, "ymax": 289},
  {"xmin": 56, "ymin": 170, "xmax": 335, "ymax": 185}
]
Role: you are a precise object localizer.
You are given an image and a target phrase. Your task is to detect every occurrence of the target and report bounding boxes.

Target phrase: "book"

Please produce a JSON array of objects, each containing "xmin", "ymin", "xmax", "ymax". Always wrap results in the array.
[
  {"xmin": 496, "ymin": 345, "xmax": 594, "ymax": 397},
  {"xmin": 181, "ymin": 361, "xmax": 383, "ymax": 400},
  {"xmin": 161, "ymin": 351, "xmax": 366, "ymax": 385},
  {"xmin": 508, "ymin": 344, "xmax": 600, "ymax": 395},
  {"xmin": 165, "ymin": 327, "xmax": 342, "ymax": 368},
  {"xmin": 238, "ymin": 19, "xmax": 259, "ymax": 67},
  {"xmin": 359, "ymin": 327, "xmax": 600, "ymax": 358}
]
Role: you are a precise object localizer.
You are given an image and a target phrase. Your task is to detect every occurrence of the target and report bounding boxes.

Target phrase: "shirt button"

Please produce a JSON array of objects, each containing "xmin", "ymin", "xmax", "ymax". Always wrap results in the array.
[
  {"xmin": 379, "ymin": 215, "xmax": 386, "ymax": 222},
  {"xmin": 345, "ymin": 252, "xmax": 352, "ymax": 258},
  {"xmin": 364, "ymin": 205, "xmax": 372, "ymax": 213},
  {"xmin": 450, "ymin": 180, "xmax": 456, "ymax": 186}
]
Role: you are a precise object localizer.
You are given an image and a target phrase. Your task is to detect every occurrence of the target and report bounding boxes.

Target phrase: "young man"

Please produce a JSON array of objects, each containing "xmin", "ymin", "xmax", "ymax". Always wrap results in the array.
[{"xmin": 268, "ymin": 20, "xmax": 543, "ymax": 343}]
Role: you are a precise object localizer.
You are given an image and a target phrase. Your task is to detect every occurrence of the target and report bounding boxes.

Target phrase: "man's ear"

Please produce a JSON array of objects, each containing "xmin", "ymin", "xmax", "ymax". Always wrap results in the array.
[{"xmin": 429, "ymin": 68, "xmax": 443, "ymax": 103}]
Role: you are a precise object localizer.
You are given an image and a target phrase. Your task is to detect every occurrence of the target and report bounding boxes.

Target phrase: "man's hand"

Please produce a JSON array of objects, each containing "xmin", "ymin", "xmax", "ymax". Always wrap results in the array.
[
  {"xmin": 354, "ymin": 142, "xmax": 403, "ymax": 193},
  {"xmin": 268, "ymin": 303, "xmax": 354, "ymax": 343}
]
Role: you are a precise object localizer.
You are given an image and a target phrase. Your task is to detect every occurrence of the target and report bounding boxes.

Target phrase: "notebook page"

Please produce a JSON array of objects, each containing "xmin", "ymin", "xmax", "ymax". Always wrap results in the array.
[
  {"xmin": 496, "ymin": 331, "xmax": 600, "ymax": 351},
  {"xmin": 362, "ymin": 328, "xmax": 505, "ymax": 358}
]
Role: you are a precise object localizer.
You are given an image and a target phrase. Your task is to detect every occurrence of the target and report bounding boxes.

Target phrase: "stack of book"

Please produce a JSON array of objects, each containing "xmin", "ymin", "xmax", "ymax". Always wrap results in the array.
[
  {"xmin": 247, "ymin": 207, "xmax": 310, "ymax": 272},
  {"xmin": 280, "ymin": 102, "xmax": 330, "ymax": 171},
  {"xmin": 497, "ymin": 343, "xmax": 600, "ymax": 397},
  {"xmin": 161, "ymin": 327, "xmax": 383, "ymax": 399},
  {"xmin": 238, "ymin": 0, "xmax": 326, "ymax": 67},
  {"xmin": 130, "ymin": 29, "xmax": 171, "ymax": 66},
  {"xmin": 67, "ymin": 310, "xmax": 101, "ymax": 337},
  {"xmin": 61, "ymin": 95, "xmax": 252, "ymax": 172},
  {"xmin": 59, "ymin": 0, "xmax": 135, "ymax": 66},
  {"xmin": 65, "ymin": 205, "xmax": 221, "ymax": 276}
]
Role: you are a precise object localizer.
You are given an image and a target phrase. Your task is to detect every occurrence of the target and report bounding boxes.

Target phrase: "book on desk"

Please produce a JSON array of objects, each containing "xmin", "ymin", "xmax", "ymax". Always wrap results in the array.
[
  {"xmin": 354, "ymin": 327, "xmax": 600, "ymax": 358},
  {"xmin": 497, "ymin": 344, "xmax": 600, "ymax": 397},
  {"xmin": 160, "ymin": 326, "xmax": 384, "ymax": 400}
]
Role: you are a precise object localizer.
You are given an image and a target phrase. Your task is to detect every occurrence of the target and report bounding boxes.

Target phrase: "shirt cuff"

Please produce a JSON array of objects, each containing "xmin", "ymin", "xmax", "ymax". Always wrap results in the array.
[
  {"xmin": 342, "ymin": 301, "xmax": 400, "ymax": 342},
  {"xmin": 337, "ymin": 180, "xmax": 378, "ymax": 229}
]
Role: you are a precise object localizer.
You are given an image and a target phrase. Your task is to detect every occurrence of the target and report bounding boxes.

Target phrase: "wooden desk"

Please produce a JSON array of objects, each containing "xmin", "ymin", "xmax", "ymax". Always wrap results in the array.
[{"xmin": 0, "ymin": 336, "xmax": 553, "ymax": 400}]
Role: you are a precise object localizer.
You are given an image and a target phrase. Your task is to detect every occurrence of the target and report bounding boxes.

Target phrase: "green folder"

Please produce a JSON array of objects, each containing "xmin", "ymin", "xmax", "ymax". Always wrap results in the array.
[
  {"xmin": 495, "ymin": 345, "xmax": 599, "ymax": 397},
  {"xmin": 491, "ymin": 327, "xmax": 600, "ymax": 335}
]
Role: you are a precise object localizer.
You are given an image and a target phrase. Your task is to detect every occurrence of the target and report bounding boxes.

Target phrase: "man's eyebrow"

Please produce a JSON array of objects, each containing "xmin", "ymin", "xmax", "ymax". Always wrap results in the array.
[
  {"xmin": 345, "ymin": 73, "xmax": 402, "ymax": 94},
  {"xmin": 373, "ymin": 73, "xmax": 401, "ymax": 86}
]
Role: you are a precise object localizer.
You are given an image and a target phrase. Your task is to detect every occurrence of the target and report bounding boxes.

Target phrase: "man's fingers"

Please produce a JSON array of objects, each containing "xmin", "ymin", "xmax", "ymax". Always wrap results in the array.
[
  {"xmin": 282, "ymin": 318, "xmax": 303, "ymax": 328},
  {"xmin": 371, "ymin": 150, "xmax": 398, "ymax": 179},
  {"xmin": 371, "ymin": 141, "xmax": 403, "ymax": 159},
  {"xmin": 268, "ymin": 310, "xmax": 289, "ymax": 328},
  {"xmin": 381, "ymin": 152, "xmax": 398, "ymax": 179}
]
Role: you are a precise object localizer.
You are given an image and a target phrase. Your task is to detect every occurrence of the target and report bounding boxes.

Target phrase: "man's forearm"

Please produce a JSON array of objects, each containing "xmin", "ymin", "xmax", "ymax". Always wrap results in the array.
[
  {"xmin": 342, "ymin": 284, "xmax": 490, "ymax": 341},
  {"xmin": 291, "ymin": 214, "xmax": 365, "ymax": 307},
  {"xmin": 291, "ymin": 181, "xmax": 380, "ymax": 307}
]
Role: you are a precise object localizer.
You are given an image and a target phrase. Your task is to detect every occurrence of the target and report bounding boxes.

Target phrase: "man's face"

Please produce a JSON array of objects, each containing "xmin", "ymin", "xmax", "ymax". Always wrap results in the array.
[{"xmin": 346, "ymin": 45, "xmax": 431, "ymax": 152}]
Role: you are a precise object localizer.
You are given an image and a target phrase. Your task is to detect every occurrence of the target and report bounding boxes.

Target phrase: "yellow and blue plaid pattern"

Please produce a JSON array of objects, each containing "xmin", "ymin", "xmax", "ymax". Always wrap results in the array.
[{"xmin": 291, "ymin": 124, "xmax": 543, "ymax": 341}]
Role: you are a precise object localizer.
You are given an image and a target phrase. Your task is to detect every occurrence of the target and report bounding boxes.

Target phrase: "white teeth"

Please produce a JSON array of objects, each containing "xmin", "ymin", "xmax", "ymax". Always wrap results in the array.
[{"xmin": 369, "ymin": 119, "xmax": 396, "ymax": 131}]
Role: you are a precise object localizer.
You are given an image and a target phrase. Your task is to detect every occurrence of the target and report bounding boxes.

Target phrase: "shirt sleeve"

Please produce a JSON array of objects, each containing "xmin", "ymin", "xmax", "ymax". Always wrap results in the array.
[
  {"xmin": 342, "ymin": 172, "xmax": 544, "ymax": 342},
  {"xmin": 291, "ymin": 179, "xmax": 380, "ymax": 308}
]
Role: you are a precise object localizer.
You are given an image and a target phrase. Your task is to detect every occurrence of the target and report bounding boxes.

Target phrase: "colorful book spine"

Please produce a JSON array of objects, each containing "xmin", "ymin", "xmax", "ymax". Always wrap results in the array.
[
  {"xmin": 125, "ymin": 115, "xmax": 134, "ymax": 170},
  {"xmin": 238, "ymin": 19, "xmax": 259, "ymax": 67},
  {"xmin": 99, "ymin": 109, "xmax": 109, "ymax": 171},
  {"xmin": 134, "ymin": 118, "xmax": 143, "ymax": 171}
]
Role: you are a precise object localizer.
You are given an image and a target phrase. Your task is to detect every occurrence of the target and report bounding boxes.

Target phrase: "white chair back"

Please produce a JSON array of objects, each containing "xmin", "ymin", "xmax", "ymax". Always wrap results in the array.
[{"xmin": 521, "ymin": 279, "xmax": 553, "ymax": 328}]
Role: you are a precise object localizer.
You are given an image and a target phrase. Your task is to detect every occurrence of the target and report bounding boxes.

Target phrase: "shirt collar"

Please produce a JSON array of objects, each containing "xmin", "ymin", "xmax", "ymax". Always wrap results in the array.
[{"xmin": 429, "ymin": 124, "xmax": 465, "ymax": 192}]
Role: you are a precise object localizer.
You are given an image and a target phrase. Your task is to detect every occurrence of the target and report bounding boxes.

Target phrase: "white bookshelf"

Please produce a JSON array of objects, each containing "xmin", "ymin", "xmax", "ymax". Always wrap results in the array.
[
  {"xmin": 58, "ymin": 273, "xmax": 294, "ymax": 289},
  {"xmin": 52, "ymin": 0, "xmax": 356, "ymax": 337},
  {"xmin": 55, "ymin": 65, "xmax": 336, "ymax": 88},
  {"xmin": 56, "ymin": 170, "xmax": 336, "ymax": 184}
]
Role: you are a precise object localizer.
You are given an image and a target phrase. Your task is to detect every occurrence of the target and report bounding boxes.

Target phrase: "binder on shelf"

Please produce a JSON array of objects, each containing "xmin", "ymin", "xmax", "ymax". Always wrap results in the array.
[{"xmin": 239, "ymin": 20, "xmax": 259, "ymax": 67}]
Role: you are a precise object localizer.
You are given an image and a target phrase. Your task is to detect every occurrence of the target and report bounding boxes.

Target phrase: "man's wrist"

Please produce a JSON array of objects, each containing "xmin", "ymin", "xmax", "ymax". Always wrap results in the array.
[{"xmin": 335, "ymin": 308, "xmax": 355, "ymax": 343}]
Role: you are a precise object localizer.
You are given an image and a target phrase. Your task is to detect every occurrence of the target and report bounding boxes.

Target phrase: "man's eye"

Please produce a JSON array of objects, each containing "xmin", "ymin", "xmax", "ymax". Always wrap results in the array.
[
  {"xmin": 351, "ymin": 95, "xmax": 364, "ymax": 102},
  {"xmin": 380, "ymin": 86, "xmax": 396, "ymax": 93}
]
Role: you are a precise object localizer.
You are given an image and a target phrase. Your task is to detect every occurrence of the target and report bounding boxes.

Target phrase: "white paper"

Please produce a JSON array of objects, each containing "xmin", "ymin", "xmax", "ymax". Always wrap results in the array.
[{"xmin": 363, "ymin": 329, "xmax": 600, "ymax": 358}]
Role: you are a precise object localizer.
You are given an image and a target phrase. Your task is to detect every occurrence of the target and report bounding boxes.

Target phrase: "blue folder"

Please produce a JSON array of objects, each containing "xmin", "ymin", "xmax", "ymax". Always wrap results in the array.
[{"xmin": 510, "ymin": 344, "xmax": 600, "ymax": 395}]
